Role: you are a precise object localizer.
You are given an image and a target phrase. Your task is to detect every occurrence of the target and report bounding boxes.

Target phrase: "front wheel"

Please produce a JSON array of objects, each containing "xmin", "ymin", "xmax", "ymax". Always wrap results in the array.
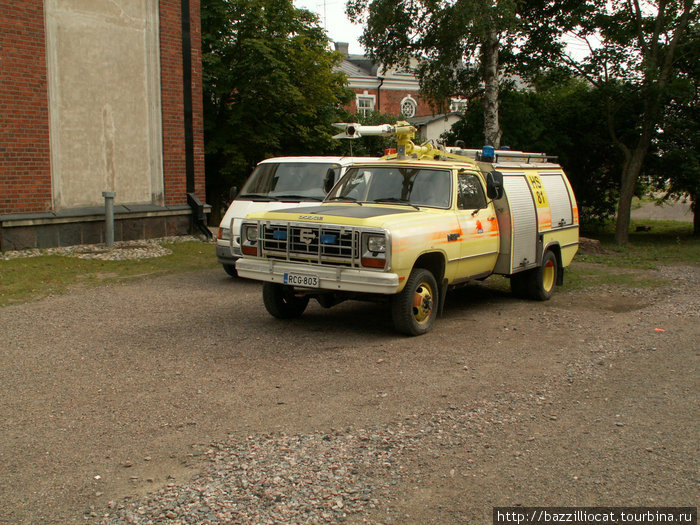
[
  {"xmin": 262, "ymin": 283, "xmax": 309, "ymax": 319},
  {"xmin": 391, "ymin": 268, "xmax": 438, "ymax": 336},
  {"xmin": 223, "ymin": 263, "xmax": 238, "ymax": 277}
]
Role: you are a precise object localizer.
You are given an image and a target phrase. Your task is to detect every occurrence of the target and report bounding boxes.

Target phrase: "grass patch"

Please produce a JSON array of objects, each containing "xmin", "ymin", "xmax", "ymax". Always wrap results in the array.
[
  {"xmin": 566, "ymin": 219, "xmax": 697, "ymax": 292},
  {"xmin": 484, "ymin": 219, "xmax": 696, "ymax": 295},
  {"xmin": 564, "ymin": 267, "xmax": 670, "ymax": 291},
  {"xmin": 579, "ymin": 219, "xmax": 699, "ymax": 269},
  {"xmin": 0, "ymin": 241, "xmax": 219, "ymax": 307}
]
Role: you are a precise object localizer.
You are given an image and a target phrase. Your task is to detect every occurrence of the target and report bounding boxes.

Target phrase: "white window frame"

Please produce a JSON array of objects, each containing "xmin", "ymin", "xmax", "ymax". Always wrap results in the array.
[
  {"xmin": 450, "ymin": 98, "xmax": 468, "ymax": 112},
  {"xmin": 400, "ymin": 95, "xmax": 417, "ymax": 118},
  {"xmin": 356, "ymin": 93, "xmax": 376, "ymax": 116}
]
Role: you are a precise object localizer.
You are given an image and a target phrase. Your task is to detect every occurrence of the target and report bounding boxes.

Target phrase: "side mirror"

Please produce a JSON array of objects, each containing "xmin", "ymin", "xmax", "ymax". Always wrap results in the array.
[
  {"xmin": 229, "ymin": 186, "xmax": 239, "ymax": 201},
  {"xmin": 323, "ymin": 169, "xmax": 337, "ymax": 194},
  {"xmin": 486, "ymin": 171, "xmax": 504, "ymax": 200}
]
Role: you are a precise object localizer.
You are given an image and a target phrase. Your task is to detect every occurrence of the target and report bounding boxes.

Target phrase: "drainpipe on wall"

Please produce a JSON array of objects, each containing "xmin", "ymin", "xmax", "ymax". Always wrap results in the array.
[
  {"xmin": 376, "ymin": 76, "xmax": 384, "ymax": 113},
  {"xmin": 180, "ymin": 0, "xmax": 194, "ymax": 195},
  {"xmin": 181, "ymin": 0, "xmax": 212, "ymax": 240}
]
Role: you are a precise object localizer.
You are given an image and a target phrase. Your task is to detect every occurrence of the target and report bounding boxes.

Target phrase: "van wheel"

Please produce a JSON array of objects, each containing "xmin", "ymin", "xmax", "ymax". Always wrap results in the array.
[
  {"xmin": 391, "ymin": 268, "xmax": 438, "ymax": 336},
  {"xmin": 223, "ymin": 264, "xmax": 238, "ymax": 277},
  {"xmin": 527, "ymin": 250, "xmax": 558, "ymax": 301},
  {"xmin": 262, "ymin": 283, "xmax": 309, "ymax": 319},
  {"xmin": 510, "ymin": 271, "xmax": 529, "ymax": 298}
]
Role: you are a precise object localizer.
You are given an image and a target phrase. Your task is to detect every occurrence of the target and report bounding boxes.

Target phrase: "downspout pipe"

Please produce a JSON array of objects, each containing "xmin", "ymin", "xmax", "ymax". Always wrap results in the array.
[
  {"xmin": 181, "ymin": 0, "xmax": 195, "ymax": 194},
  {"xmin": 182, "ymin": 0, "xmax": 212, "ymax": 240},
  {"xmin": 376, "ymin": 76, "xmax": 384, "ymax": 113},
  {"xmin": 188, "ymin": 192, "xmax": 213, "ymax": 239}
]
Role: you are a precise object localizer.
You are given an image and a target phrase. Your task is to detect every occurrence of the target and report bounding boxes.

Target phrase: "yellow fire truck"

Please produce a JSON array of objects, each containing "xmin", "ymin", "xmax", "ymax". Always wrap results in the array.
[{"xmin": 236, "ymin": 122, "xmax": 579, "ymax": 335}]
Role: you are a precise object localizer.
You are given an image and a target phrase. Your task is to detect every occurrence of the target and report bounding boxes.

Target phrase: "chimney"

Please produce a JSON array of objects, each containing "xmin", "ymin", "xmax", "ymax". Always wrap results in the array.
[{"xmin": 334, "ymin": 42, "xmax": 349, "ymax": 57}]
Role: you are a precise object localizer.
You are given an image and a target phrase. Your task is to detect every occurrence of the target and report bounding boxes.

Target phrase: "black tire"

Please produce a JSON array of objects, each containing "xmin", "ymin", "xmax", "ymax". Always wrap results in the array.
[
  {"xmin": 262, "ymin": 282, "xmax": 309, "ymax": 319},
  {"xmin": 510, "ymin": 271, "xmax": 529, "ymax": 298},
  {"xmin": 391, "ymin": 268, "xmax": 438, "ymax": 336},
  {"xmin": 223, "ymin": 263, "xmax": 238, "ymax": 277},
  {"xmin": 527, "ymin": 250, "xmax": 558, "ymax": 301}
]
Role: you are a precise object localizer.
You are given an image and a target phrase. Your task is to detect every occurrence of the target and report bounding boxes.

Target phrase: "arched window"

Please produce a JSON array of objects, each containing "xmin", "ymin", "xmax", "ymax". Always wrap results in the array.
[{"xmin": 400, "ymin": 95, "xmax": 417, "ymax": 118}]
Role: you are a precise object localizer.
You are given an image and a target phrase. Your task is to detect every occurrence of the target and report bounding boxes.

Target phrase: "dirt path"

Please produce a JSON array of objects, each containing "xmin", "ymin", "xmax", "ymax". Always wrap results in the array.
[{"xmin": 0, "ymin": 264, "xmax": 697, "ymax": 524}]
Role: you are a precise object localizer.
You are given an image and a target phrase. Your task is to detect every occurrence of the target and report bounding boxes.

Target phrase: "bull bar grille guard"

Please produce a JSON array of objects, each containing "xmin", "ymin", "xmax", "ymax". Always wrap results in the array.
[{"xmin": 242, "ymin": 221, "xmax": 391, "ymax": 270}]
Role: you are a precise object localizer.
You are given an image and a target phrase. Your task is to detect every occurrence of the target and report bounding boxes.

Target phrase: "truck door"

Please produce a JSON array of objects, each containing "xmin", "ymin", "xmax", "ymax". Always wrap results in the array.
[{"xmin": 456, "ymin": 171, "xmax": 500, "ymax": 278}]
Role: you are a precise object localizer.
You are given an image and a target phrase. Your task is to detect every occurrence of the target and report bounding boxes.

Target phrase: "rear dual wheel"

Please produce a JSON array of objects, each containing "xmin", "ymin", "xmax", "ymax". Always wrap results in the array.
[{"xmin": 510, "ymin": 250, "xmax": 558, "ymax": 301}]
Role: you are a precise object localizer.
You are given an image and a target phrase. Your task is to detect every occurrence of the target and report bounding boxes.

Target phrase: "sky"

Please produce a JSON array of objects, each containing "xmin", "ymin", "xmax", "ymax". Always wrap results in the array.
[
  {"xmin": 293, "ymin": 0, "xmax": 366, "ymax": 54},
  {"xmin": 292, "ymin": 1, "xmax": 594, "ymax": 61}
]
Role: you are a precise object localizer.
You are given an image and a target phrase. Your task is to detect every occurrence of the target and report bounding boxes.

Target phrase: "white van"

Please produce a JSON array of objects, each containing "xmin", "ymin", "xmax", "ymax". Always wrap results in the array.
[{"xmin": 216, "ymin": 156, "xmax": 372, "ymax": 276}]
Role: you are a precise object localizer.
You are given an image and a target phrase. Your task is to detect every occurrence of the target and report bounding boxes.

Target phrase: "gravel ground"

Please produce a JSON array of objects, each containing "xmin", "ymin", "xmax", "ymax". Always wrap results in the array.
[
  {"xmin": 0, "ymin": 236, "xmax": 201, "ymax": 262},
  {"xmin": 92, "ymin": 268, "xmax": 698, "ymax": 524},
  {"xmin": 1, "ymin": 255, "xmax": 697, "ymax": 524}
]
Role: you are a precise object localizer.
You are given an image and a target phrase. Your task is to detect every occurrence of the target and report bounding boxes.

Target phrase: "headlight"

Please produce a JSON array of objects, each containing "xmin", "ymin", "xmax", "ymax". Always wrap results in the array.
[
  {"xmin": 243, "ymin": 224, "xmax": 258, "ymax": 242},
  {"xmin": 367, "ymin": 235, "xmax": 386, "ymax": 253}
]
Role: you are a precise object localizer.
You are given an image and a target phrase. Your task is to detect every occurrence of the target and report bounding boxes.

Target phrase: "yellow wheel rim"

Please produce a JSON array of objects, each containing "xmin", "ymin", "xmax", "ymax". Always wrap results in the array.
[
  {"xmin": 542, "ymin": 259, "xmax": 556, "ymax": 292},
  {"xmin": 412, "ymin": 282, "xmax": 434, "ymax": 324}
]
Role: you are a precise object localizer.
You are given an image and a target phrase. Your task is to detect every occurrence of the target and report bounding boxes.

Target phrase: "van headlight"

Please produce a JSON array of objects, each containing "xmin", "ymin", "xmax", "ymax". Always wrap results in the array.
[{"xmin": 243, "ymin": 224, "xmax": 258, "ymax": 242}]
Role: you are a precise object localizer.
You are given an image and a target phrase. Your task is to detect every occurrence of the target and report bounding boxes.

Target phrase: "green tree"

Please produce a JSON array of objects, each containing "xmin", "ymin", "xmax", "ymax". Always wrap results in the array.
[
  {"xmin": 202, "ymin": 0, "xmax": 353, "ymax": 220},
  {"xmin": 550, "ymin": 0, "xmax": 697, "ymax": 243},
  {"xmin": 648, "ymin": 23, "xmax": 699, "ymax": 235},
  {"xmin": 445, "ymin": 79, "xmax": 628, "ymax": 229},
  {"xmin": 345, "ymin": 0, "xmax": 580, "ymax": 148}
]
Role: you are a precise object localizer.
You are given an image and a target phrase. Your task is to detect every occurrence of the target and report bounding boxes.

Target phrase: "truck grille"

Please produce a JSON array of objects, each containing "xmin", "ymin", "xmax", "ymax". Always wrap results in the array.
[{"xmin": 262, "ymin": 224, "xmax": 358, "ymax": 265}]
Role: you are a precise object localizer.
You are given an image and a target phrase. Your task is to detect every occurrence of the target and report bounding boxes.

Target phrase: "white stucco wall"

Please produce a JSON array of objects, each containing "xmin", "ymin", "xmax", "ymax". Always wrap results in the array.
[
  {"xmin": 44, "ymin": 0, "xmax": 163, "ymax": 209},
  {"xmin": 419, "ymin": 115, "xmax": 461, "ymax": 143}
]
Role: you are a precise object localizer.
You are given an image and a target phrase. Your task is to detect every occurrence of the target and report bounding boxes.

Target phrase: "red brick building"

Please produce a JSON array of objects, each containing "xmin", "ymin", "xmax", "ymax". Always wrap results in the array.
[
  {"xmin": 334, "ymin": 42, "xmax": 466, "ymax": 142},
  {"xmin": 335, "ymin": 42, "xmax": 433, "ymax": 119},
  {"xmin": 0, "ymin": 1, "xmax": 206, "ymax": 251}
]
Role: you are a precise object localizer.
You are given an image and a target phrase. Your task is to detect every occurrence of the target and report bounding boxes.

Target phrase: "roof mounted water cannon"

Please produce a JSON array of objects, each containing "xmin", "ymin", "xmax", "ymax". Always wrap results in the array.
[
  {"xmin": 332, "ymin": 123, "xmax": 398, "ymax": 139},
  {"xmin": 333, "ymin": 121, "xmax": 449, "ymax": 161},
  {"xmin": 332, "ymin": 121, "xmax": 556, "ymax": 165}
]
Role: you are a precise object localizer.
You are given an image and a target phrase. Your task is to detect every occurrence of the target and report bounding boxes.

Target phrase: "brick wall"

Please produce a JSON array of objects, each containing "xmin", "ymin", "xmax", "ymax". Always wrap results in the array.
[
  {"xmin": 0, "ymin": 1, "xmax": 52, "ymax": 215},
  {"xmin": 380, "ymin": 90, "xmax": 433, "ymax": 118},
  {"xmin": 1, "ymin": 1, "xmax": 205, "ymax": 215},
  {"xmin": 159, "ymin": 0, "xmax": 205, "ymax": 206},
  {"xmin": 349, "ymin": 88, "xmax": 434, "ymax": 118}
]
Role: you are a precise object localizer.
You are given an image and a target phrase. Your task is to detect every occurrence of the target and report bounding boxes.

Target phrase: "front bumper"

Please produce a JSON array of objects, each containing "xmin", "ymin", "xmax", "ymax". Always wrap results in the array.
[
  {"xmin": 216, "ymin": 243, "xmax": 241, "ymax": 266},
  {"xmin": 235, "ymin": 258, "xmax": 400, "ymax": 295}
]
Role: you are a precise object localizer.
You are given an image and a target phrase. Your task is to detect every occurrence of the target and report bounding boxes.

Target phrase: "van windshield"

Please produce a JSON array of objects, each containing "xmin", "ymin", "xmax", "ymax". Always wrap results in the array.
[{"xmin": 239, "ymin": 162, "xmax": 341, "ymax": 200}]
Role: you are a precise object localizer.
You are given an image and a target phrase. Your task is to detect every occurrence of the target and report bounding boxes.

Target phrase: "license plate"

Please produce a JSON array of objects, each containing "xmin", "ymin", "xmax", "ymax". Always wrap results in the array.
[{"xmin": 284, "ymin": 272, "xmax": 319, "ymax": 288}]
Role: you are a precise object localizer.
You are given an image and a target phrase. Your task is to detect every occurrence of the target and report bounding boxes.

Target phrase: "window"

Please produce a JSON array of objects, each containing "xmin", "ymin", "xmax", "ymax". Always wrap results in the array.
[
  {"xmin": 356, "ymin": 95, "xmax": 375, "ymax": 116},
  {"xmin": 330, "ymin": 167, "xmax": 452, "ymax": 209},
  {"xmin": 458, "ymin": 172, "xmax": 487, "ymax": 210},
  {"xmin": 400, "ymin": 96, "xmax": 417, "ymax": 118},
  {"xmin": 239, "ymin": 162, "xmax": 340, "ymax": 200},
  {"xmin": 450, "ymin": 98, "xmax": 468, "ymax": 113}
]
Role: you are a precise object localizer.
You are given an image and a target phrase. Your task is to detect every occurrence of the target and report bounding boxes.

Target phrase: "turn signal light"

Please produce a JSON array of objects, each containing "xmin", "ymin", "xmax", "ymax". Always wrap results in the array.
[{"xmin": 361, "ymin": 257, "xmax": 385, "ymax": 268}]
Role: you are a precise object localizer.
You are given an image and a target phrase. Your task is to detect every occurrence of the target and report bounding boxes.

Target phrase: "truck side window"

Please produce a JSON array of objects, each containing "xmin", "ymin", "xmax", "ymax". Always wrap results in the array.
[{"xmin": 458, "ymin": 172, "xmax": 487, "ymax": 210}]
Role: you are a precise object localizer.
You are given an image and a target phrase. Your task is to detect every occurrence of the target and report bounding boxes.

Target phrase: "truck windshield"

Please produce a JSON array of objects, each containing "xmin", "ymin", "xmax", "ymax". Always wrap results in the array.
[
  {"xmin": 328, "ymin": 167, "xmax": 452, "ymax": 209},
  {"xmin": 239, "ymin": 162, "xmax": 340, "ymax": 200}
]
